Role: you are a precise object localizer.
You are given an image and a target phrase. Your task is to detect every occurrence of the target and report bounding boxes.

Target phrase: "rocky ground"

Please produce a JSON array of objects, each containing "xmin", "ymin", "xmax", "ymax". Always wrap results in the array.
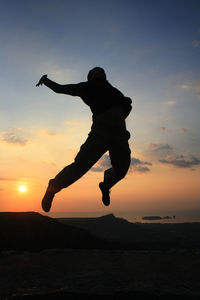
[{"xmin": 1, "ymin": 249, "xmax": 200, "ymax": 299}]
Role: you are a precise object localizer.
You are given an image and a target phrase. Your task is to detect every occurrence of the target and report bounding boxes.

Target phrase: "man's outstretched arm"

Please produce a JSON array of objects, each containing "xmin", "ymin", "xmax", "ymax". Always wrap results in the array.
[{"xmin": 36, "ymin": 75, "xmax": 82, "ymax": 96}]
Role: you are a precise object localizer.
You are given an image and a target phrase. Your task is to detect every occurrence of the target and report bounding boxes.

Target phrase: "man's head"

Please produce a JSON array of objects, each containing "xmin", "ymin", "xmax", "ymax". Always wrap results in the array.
[{"xmin": 87, "ymin": 67, "xmax": 107, "ymax": 81}]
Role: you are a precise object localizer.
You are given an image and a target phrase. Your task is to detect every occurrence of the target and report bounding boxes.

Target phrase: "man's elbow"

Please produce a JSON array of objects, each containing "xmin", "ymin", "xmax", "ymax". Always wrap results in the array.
[
  {"xmin": 54, "ymin": 89, "xmax": 63, "ymax": 94},
  {"xmin": 52, "ymin": 87, "xmax": 64, "ymax": 94}
]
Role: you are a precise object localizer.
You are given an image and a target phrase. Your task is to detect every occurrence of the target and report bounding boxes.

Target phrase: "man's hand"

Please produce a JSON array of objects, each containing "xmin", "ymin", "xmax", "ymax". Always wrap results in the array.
[{"xmin": 36, "ymin": 74, "xmax": 48, "ymax": 87}]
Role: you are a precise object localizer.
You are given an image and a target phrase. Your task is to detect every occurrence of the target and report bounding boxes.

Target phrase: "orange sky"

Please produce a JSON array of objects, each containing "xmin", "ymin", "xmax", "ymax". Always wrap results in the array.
[{"xmin": 1, "ymin": 135, "xmax": 199, "ymax": 214}]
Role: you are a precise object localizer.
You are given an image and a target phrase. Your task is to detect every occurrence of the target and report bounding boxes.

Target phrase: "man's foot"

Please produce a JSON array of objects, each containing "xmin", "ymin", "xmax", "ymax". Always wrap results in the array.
[
  {"xmin": 99, "ymin": 182, "xmax": 110, "ymax": 206},
  {"xmin": 41, "ymin": 179, "xmax": 57, "ymax": 212}
]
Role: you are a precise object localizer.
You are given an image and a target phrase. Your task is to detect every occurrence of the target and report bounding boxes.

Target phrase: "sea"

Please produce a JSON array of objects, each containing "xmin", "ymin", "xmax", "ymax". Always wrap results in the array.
[{"xmin": 49, "ymin": 210, "xmax": 200, "ymax": 224}]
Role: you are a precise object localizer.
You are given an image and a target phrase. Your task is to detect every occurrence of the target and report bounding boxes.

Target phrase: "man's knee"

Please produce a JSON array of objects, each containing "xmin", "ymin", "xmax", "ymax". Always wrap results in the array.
[{"xmin": 116, "ymin": 168, "xmax": 128, "ymax": 180}]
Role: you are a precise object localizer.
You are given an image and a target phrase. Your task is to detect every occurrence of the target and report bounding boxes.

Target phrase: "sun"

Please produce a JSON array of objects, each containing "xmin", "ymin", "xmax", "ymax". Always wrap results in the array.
[{"xmin": 18, "ymin": 185, "xmax": 27, "ymax": 193}]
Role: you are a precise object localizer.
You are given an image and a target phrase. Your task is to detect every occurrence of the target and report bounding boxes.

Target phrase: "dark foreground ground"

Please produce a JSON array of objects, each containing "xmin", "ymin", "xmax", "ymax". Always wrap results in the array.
[
  {"xmin": 1, "ymin": 250, "xmax": 200, "ymax": 299},
  {"xmin": 1, "ymin": 212, "xmax": 200, "ymax": 299}
]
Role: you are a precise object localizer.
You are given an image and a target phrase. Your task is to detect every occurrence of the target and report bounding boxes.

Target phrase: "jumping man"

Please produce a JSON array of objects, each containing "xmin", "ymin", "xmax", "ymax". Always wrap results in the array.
[{"xmin": 36, "ymin": 67, "xmax": 132, "ymax": 212}]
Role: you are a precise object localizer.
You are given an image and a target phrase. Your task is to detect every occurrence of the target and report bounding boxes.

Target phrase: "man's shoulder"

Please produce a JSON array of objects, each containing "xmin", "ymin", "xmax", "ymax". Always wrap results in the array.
[
  {"xmin": 77, "ymin": 81, "xmax": 88, "ymax": 86},
  {"xmin": 75, "ymin": 81, "xmax": 90, "ymax": 89}
]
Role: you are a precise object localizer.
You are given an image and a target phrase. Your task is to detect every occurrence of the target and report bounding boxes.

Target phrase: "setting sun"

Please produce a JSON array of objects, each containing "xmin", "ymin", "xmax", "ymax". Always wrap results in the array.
[{"xmin": 18, "ymin": 185, "xmax": 27, "ymax": 193}]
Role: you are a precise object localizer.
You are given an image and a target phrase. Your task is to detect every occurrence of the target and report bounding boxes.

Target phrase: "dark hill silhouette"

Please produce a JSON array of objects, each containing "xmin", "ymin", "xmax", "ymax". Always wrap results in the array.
[
  {"xmin": 0, "ymin": 212, "xmax": 110, "ymax": 251},
  {"xmin": 1, "ymin": 212, "xmax": 200, "ymax": 252},
  {"xmin": 58, "ymin": 213, "xmax": 200, "ymax": 250},
  {"xmin": 58, "ymin": 213, "xmax": 148, "ymax": 242}
]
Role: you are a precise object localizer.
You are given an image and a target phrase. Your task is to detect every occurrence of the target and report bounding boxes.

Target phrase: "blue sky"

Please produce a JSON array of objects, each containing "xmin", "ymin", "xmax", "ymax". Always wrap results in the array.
[{"xmin": 0, "ymin": 0, "xmax": 200, "ymax": 212}]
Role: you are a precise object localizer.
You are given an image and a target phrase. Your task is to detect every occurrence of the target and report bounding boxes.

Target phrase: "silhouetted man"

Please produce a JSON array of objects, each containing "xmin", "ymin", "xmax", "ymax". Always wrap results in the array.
[{"xmin": 36, "ymin": 67, "xmax": 132, "ymax": 212}]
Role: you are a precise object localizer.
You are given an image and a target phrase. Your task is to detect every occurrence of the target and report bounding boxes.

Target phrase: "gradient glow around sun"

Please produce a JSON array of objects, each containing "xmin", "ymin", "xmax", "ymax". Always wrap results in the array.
[{"xmin": 18, "ymin": 185, "xmax": 27, "ymax": 193}]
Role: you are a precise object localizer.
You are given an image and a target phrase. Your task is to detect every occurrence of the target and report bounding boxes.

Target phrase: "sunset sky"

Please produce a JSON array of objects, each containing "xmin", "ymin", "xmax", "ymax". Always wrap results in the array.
[{"xmin": 0, "ymin": 0, "xmax": 200, "ymax": 216}]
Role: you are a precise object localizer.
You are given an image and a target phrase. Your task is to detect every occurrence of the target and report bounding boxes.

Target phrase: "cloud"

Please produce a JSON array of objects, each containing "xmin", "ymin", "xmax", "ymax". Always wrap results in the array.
[
  {"xmin": 180, "ymin": 79, "xmax": 200, "ymax": 95},
  {"xmin": 180, "ymin": 84, "xmax": 190, "ymax": 89},
  {"xmin": 159, "ymin": 155, "xmax": 200, "ymax": 169},
  {"xmin": 160, "ymin": 127, "xmax": 166, "ymax": 132},
  {"xmin": 195, "ymin": 85, "xmax": 200, "ymax": 91},
  {"xmin": 166, "ymin": 100, "xmax": 176, "ymax": 105},
  {"xmin": 130, "ymin": 157, "xmax": 152, "ymax": 173},
  {"xmin": 131, "ymin": 157, "xmax": 152, "ymax": 166},
  {"xmin": 180, "ymin": 128, "xmax": 187, "ymax": 133},
  {"xmin": 134, "ymin": 166, "xmax": 151, "ymax": 173},
  {"xmin": 0, "ymin": 130, "xmax": 28, "ymax": 146},
  {"xmin": 0, "ymin": 177, "xmax": 16, "ymax": 181},
  {"xmin": 149, "ymin": 143, "xmax": 173, "ymax": 152},
  {"xmin": 38, "ymin": 63, "xmax": 79, "ymax": 83},
  {"xmin": 90, "ymin": 155, "xmax": 111, "ymax": 172},
  {"xmin": 192, "ymin": 40, "xmax": 200, "ymax": 48},
  {"xmin": 90, "ymin": 166, "xmax": 103, "ymax": 172},
  {"xmin": 90, "ymin": 154, "xmax": 152, "ymax": 173},
  {"xmin": 90, "ymin": 155, "xmax": 110, "ymax": 173},
  {"xmin": 99, "ymin": 155, "xmax": 111, "ymax": 168},
  {"xmin": 38, "ymin": 129, "xmax": 61, "ymax": 137},
  {"xmin": 41, "ymin": 161, "xmax": 57, "ymax": 168},
  {"xmin": 43, "ymin": 131, "xmax": 58, "ymax": 137}
]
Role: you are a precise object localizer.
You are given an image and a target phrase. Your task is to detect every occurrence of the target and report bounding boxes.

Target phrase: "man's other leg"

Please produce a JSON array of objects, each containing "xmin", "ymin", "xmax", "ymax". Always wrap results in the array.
[{"xmin": 104, "ymin": 140, "xmax": 131, "ymax": 189}]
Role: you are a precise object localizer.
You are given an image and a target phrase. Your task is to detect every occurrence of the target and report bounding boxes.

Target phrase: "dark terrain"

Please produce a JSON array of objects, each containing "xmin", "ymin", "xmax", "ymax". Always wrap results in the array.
[
  {"xmin": 0, "ymin": 212, "xmax": 200, "ymax": 299},
  {"xmin": 57, "ymin": 213, "xmax": 200, "ymax": 250}
]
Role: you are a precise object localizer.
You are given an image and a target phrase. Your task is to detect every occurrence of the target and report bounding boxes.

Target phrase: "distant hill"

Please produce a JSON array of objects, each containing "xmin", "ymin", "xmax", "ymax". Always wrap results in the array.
[
  {"xmin": 1, "ymin": 212, "xmax": 200, "ymax": 252},
  {"xmin": 57, "ymin": 213, "xmax": 200, "ymax": 250},
  {"xmin": 57, "ymin": 213, "xmax": 148, "ymax": 243},
  {"xmin": 0, "ymin": 212, "xmax": 109, "ymax": 251}
]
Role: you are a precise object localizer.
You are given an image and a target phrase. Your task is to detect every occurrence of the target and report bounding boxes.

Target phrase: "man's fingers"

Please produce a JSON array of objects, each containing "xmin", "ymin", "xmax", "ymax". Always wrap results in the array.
[{"xmin": 36, "ymin": 74, "xmax": 47, "ymax": 87}]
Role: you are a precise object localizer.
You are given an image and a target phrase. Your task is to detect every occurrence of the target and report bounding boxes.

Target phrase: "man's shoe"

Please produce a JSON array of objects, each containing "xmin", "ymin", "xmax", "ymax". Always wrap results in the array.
[
  {"xmin": 99, "ymin": 182, "xmax": 110, "ymax": 206},
  {"xmin": 41, "ymin": 179, "xmax": 57, "ymax": 212},
  {"xmin": 42, "ymin": 190, "xmax": 55, "ymax": 212}
]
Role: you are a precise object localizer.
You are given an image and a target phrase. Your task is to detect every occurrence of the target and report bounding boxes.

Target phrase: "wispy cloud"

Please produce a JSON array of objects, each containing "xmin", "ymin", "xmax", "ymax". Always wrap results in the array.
[
  {"xmin": 133, "ymin": 166, "xmax": 151, "ymax": 173},
  {"xmin": 90, "ymin": 166, "xmax": 103, "ymax": 172},
  {"xmin": 180, "ymin": 128, "xmax": 187, "ymax": 133},
  {"xmin": 180, "ymin": 84, "xmax": 190, "ymax": 89},
  {"xmin": 64, "ymin": 120, "xmax": 89, "ymax": 128},
  {"xmin": 90, "ymin": 154, "xmax": 152, "ymax": 173},
  {"xmin": 160, "ymin": 127, "xmax": 166, "ymax": 132},
  {"xmin": 149, "ymin": 143, "xmax": 173, "ymax": 152},
  {"xmin": 0, "ymin": 129, "xmax": 28, "ymax": 146},
  {"xmin": 90, "ymin": 155, "xmax": 111, "ymax": 172},
  {"xmin": 131, "ymin": 157, "xmax": 152, "ymax": 166},
  {"xmin": 37, "ymin": 129, "xmax": 61, "ymax": 137},
  {"xmin": 192, "ymin": 40, "xmax": 200, "ymax": 48},
  {"xmin": 159, "ymin": 155, "xmax": 200, "ymax": 169},
  {"xmin": 146, "ymin": 142, "xmax": 175, "ymax": 162},
  {"xmin": 166, "ymin": 100, "xmax": 176, "ymax": 105},
  {"xmin": 37, "ymin": 62, "xmax": 79, "ymax": 83},
  {"xmin": 180, "ymin": 79, "xmax": 200, "ymax": 95},
  {"xmin": 130, "ymin": 157, "xmax": 152, "ymax": 173},
  {"xmin": 0, "ymin": 177, "xmax": 16, "ymax": 181}
]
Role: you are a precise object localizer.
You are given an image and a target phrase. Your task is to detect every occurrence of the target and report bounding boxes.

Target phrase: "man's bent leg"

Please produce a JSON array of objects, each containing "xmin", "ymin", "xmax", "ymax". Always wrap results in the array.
[
  {"xmin": 98, "ymin": 140, "xmax": 131, "ymax": 207},
  {"xmin": 104, "ymin": 140, "xmax": 131, "ymax": 189},
  {"xmin": 42, "ymin": 134, "xmax": 108, "ymax": 212},
  {"xmin": 52, "ymin": 135, "xmax": 108, "ymax": 190}
]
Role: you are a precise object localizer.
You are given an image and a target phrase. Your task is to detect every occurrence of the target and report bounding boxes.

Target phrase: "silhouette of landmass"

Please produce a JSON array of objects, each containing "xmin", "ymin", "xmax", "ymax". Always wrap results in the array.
[
  {"xmin": 142, "ymin": 215, "xmax": 175, "ymax": 220},
  {"xmin": 0, "ymin": 212, "xmax": 109, "ymax": 251},
  {"xmin": 1, "ymin": 212, "xmax": 200, "ymax": 251},
  {"xmin": 57, "ymin": 213, "xmax": 200, "ymax": 250},
  {"xmin": 1, "ymin": 212, "xmax": 200, "ymax": 299}
]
